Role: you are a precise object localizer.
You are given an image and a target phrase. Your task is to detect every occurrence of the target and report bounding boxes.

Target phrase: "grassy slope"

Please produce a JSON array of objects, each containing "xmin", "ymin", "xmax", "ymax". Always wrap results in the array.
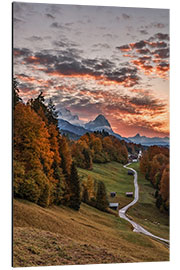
[
  {"xmin": 127, "ymin": 162, "xmax": 169, "ymax": 239},
  {"xmin": 13, "ymin": 162, "xmax": 169, "ymax": 267},
  {"xmin": 79, "ymin": 162, "xmax": 169, "ymax": 240},
  {"xmin": 13, "ymin": 199, "xmax": 169, "ymax": 267}
]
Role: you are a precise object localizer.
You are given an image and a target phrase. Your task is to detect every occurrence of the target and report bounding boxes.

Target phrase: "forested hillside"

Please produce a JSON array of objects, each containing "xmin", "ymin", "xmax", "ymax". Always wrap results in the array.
[
  {"xmin": 13, "ymin": 79, "xmax": 134, "ymax": 212},
  {"xmin": 140, "ymin": 146, "xmax": 169, "ymax": 212}
]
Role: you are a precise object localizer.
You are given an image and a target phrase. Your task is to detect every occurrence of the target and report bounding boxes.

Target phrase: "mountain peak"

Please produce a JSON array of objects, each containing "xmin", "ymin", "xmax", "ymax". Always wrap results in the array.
[
  {"xmin": 95, "ymin": 114, "xmax": 106, "ymax": 120},
  {"xmin": 93, "ymin": 114, "xmax": 111, "ymax": 127},
  {"xmin": 85, "ymin": 114, "xmax": 111, "ymax": 130},
  {"xmin": 135, "ymin": 133, "xmax": 141, "ymax": 138}
]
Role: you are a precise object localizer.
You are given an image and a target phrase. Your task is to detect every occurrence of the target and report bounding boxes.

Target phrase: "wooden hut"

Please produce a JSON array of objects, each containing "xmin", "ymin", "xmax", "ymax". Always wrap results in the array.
[
  {"xmin": 109, "ymin": 203, "xmax": 119, "ymax": 210},
  {"xmin": 126, "ymin": 192, "xmax": 133, "ymax": 197}
]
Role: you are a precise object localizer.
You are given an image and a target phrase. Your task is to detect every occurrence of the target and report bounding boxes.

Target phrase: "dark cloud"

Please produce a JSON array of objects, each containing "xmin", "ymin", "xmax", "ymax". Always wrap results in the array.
[
  {"xmin": 53, "ymin": 41, "xmax": 68, "ymax": 48},
  {"xmin": 155, "ymin": 33, "xmax": 169, "ymax": 41},
  {"xmin": 130, "ymin": 95, "xmax": 164, "ymax": 109},
  {"xmin": 116, "ymin": 44, "xmax": 131, "ymax": 51},
  {"xmin": 104, "ymin": 67, "xmax": 139, "ymax": 86},
  {"xmin": 13, "ymin": 48, "xmax": 32, "ymax": 57},
  {"xmin": 51, "ymin": 22, "xmax": 63, "ymax": 29},
  {"xmin": 50, "ymin": 22, "xmax": 71, "ymax": 31},
  {"xmin": 148, "ymin": 41, "xmax": 167, "ymax": 48},
  {"xmin": 17, "ymin": 46, "xmax": 139, "ymax": 87},
  {"xmin": 131, "ymin": 40, "xmax": 147, "ymax": 49},
  {"xmin": 13, "ymin": 17, "xmax": 23, "ymax": 24},
  {"xmin": 140, "ymin": 30, "xmax": 148, "ymax": 35},
  {"xmin": 105, "ymin": 103, "xmax": 137, "ymax": 115},
  {"xmin": 45, "ymin": 13, "xmax": 55, "ymax": 19},
  {"xmin": 48, "ymin": 61, "xmax": 96, "ymax": 76},
  {"xmin": 139, "ymin": 56, "xmax": 151, "ymax": 61},
  {"xmin": 92, "ymin": 43, "xmax": 110, "ymax": 49},
  {"xmin": 122, "ymin": 13, "xmax": 130, "ymax": 19},
  {"xmin": 26, "ymin": 35, "xmax": 43, "ymax": 42},
  {"xmin": 136, "ymin": 48, "xmax": 151, "ymax": 54},
  {"xmin": 153, "ymin": 23, "xmax": 165, "ymax": 29},
  {"xmin": 65, "ymin": 22, "xmax": 74, "ymax": 27},
  {"xmin": 116, "ymin": 31, "xmax": 169, "ymax": 79},
  {"xmin": 153, "ymin": 48, "xmax": 169, "ymax": 59},
  {"xmin": 24, "ymin": 52, "xmax": 57, "ymax": 65}
]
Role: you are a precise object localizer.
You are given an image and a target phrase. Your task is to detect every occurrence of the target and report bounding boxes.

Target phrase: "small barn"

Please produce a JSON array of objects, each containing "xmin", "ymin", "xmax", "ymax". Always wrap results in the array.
[
  {"xmin": 110, "ymin": 192, "xmax": 116, "ymax": 197},
  {"xmin": 126, "ymin": 192, "xmax": 133, "ymax": 197},
  {"xmin": 128, "ymin": 170, "xmax": 134, "ymax": 175},
  {"xmin": 109, "ymin": 203, "xmax": 119, "ymax": 210}
]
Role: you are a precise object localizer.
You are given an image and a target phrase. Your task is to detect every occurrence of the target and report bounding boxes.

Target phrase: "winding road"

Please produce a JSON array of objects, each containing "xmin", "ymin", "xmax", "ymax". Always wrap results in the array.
[{"xmin": 119, "ymin": 163, "xmax": 169, "ymax": 246}]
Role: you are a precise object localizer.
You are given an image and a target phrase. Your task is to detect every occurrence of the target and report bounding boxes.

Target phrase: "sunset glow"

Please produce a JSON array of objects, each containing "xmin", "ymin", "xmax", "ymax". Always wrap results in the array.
[{"xmin": 13, "ymin": 3, "xmax": 169, "ymax": 137}]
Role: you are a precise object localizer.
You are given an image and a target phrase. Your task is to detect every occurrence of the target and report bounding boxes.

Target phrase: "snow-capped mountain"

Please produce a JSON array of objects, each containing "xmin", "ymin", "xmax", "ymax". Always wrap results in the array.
[
  {"xmin": 85, "ymin": 114, "xmax": 112, "ymax": 131},
  {"xmin": 58, "ymin": 112, "xmax": 129, "ymax": 142}
]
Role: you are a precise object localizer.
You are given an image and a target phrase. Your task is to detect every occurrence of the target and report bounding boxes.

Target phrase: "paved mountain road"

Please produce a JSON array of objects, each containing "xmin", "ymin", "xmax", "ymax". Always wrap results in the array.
[{"xmin": 119, "ymin": 163, "xmax": 169, "ymax": 246}]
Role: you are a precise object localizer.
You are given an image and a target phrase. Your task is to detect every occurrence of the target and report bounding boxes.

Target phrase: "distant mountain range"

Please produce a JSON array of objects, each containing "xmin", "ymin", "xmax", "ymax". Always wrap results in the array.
[
  {"xmin": 128, "ymin": 133, "xmax": 169, "ymax": 146},
  {"xmin": 58, "ymin": 110, "xmax": 169, "ymax": 146}
]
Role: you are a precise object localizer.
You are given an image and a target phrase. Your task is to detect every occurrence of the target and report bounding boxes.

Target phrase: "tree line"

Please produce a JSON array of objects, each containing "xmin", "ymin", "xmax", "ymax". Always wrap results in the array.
[
  {"xmin": 71, "ymin": 131, "xmax": 129, "ymax": 170},
  {"xmin": 140, "ymin": 145, "xmax": 169, "ymax": 213}
]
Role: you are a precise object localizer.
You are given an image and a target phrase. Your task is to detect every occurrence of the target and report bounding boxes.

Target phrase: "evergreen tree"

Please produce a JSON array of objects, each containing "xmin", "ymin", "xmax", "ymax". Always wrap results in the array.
[
  {"xmin": 82, "ymin": 148, "xmax": 92, "ymax": 170},
  {"xmin": 82, "ymin": 185, "xmax": 89, "ymax": 204},
  {"xmin": 68, "ymin": 162, "xmax": 81, "ymax": 211},
  {"xmin": 96, "ymin": 180, "xmax": 109, "ymax": 211},
  {"xmin": 13, "ymin": 77, "xmax": 21, "ymax": 108},
  {"xmin": 47, "ymin": 98, "xmax": 58, "ymax": 126}
]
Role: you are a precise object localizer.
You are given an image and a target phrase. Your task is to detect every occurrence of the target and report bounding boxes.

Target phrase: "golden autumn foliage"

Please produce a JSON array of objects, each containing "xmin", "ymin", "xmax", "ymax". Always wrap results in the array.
[
  {"xmin": 13, "ymin": 98, "xmax": 75, "ymax": 208},
  {"xmin": 14, "ymin": 103, "xmax": 54, "ymax": 175}
]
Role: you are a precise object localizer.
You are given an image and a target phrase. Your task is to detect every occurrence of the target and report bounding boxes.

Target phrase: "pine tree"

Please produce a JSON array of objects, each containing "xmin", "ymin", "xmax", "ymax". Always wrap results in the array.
[
  {"xmin": 13, "ymin": 77, "xmax": 22, "ymax": 109},
  {"xmin": 68, "ymin": 162, "xmax": 81, "ymax": 211},
  {"xmin": 96, "ymin": 180, "xmax": 109, "ymax": 211},
  {"xmin": 82, "ymin": 148, "xmax": 92, "ymax": 170},
  {"xmin": 47, "ymin": 98, "xmax": 58, "ymax": 126}
]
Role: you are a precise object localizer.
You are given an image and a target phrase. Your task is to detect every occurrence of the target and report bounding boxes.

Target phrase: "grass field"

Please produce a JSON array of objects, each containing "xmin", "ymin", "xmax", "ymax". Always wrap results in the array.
[
  {"xmin": 13, "ymin": 161, "xmax": 169, "ymax": 267},
  {"xmin": 13, "ymin": 199, "xmax": 169, "ymax": 267},
  {"xmin": 78, "ymin": 162, "xmax": 135, "ymax": 208}
]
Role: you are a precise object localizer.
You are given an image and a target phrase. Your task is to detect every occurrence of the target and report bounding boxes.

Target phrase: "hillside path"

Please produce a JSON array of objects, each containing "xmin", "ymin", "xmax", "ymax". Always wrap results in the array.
[{"xmin": 119, "ymin": 163, "xmax": 169, "ymax": 246}]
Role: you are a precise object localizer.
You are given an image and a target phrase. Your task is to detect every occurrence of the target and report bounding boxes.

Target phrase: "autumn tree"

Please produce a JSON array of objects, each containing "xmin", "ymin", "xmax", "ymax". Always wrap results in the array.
[
  {"xmin": 13, "ymin": 103, "xmax": 54, "ymax": 206},
  {"xmin": 160, "ymin": 164, "xmax": 169, "ymax": 211}
]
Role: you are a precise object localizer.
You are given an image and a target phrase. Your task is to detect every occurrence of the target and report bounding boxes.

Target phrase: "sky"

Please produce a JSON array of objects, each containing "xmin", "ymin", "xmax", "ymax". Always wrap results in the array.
[{"xmin": 13, "ymin": 2, "xmax": 169, "ymax": 138}]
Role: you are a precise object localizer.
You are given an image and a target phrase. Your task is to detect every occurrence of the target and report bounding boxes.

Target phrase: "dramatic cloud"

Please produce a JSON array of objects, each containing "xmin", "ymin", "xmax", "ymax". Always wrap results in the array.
[
  {"xmin": 116, "ymin": 32, "xmax": 169, "ymax": 79},
  {"xmin": 13, "ymin": 3, "xmax": 169, "ymax": 137},
  {"xmin": 14, "ymin": 47, "xmax": 140, "ymax": 87}
]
